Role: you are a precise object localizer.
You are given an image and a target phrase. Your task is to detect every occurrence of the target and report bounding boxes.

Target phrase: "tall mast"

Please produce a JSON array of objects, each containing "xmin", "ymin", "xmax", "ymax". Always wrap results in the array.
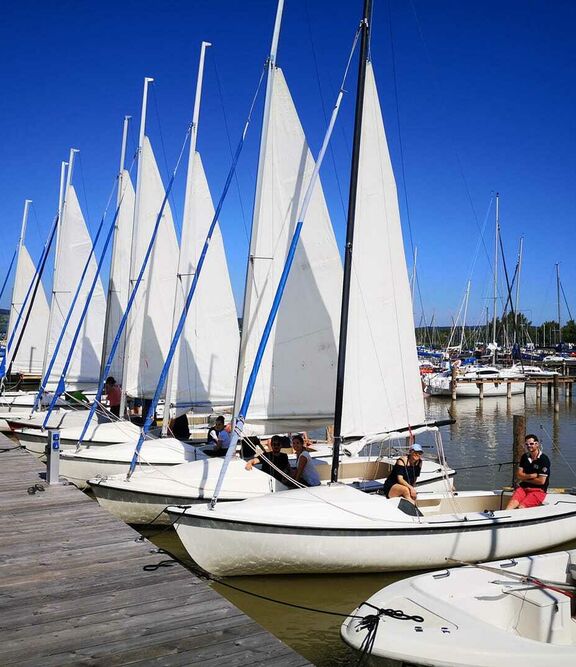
[
  {"xmin": 410, "ymin": 246, "xmax": 418, "ymax": 309},
  {"xmin": 232, "ymin": 0, "xmax": 285, "ymax": 420},
  {"xmin": 119, "ymin": 77, "xmax": 153, "ymax": 417},
  {"xmin": 556, "ymin": 263, "xmax": 561, "ymax": 344},
  {"xmin": 162, "ymin": 40, "xmax": 211, "ymax": 437},
  {"xmin": 459, "ymin": 280, "xmax": 471, "ymax": 352},
  {"xmin": 100, "ymin": 115, "xmax": 131, "ymax": 382},
  {"xmin": 331, "ymin": 0, "xmax": 372, "ymax": 484},
  {"xmin": 492, "ymin": 192, "xmax": 499, "ymax": 365},
  {"xmin": 514, "ymin": 237, "xmax": 523, "ymax": 344},
  {"xmin": 6, "ymin": 199, "xmax": 32, "ymax": 356}
]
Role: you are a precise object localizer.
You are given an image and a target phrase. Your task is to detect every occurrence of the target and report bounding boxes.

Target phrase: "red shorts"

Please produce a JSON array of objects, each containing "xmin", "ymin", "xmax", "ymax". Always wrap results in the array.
[{"xmin": 511, "ymin": 486, "xmax": 546, "ymax": 508}]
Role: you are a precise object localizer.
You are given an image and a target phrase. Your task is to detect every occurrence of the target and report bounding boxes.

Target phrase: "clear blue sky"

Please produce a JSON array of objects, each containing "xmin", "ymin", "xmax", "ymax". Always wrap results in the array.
[{"xmin": 1, "ymin": 0, "xmax": 574, "ymax": 328}]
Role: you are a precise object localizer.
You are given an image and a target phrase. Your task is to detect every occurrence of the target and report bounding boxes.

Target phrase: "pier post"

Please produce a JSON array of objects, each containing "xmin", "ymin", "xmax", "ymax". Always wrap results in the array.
[
  {"xmin": 46, "ymin": 430, "xmax": 61, "ymax": 485},
  {"xmin": 554, "ymin": 375, "xmax": 560, "ymax": 413},
  {"xmin": 547, "ymin": 381, "xmax": 552, "ymax": 399},
  {"xmin": 451, "ymin": 366, "xmax": 457, "ymax": 401},
  {"xmin": 478, "ymin": 382, "xmax": 484, "ymax": 400},
  {"xmin": 567, "ymin": 380, "xmax": 573, "ymax": 398},
  {"xmin": 512, "ymin": 414, "xmax": 525, "ymax": 487},
  {"xmin": 506, "ymin": 381, "xmax": 512, "ymax": 399},
  {"xmin": 536, "ymin": 382, "xmax": 542, "ymax": 399}
]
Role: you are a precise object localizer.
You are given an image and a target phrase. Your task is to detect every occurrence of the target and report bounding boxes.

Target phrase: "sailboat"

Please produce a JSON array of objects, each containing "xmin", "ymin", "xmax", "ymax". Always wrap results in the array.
[
  {"xmin": 2, "ymin": 153, "xmax": 106, "ymax": 428},
  {"xmin": 60, "ymin": 43, "xmax": 240, "ymax": 487},
  {"xmin": 165, "ymin": 1, "xmax": 576, "ymax": 576},
  {"xmin": 87, "ymin": 3, "xmax": 455, "ymax": 524},
  {"xmin": 341, "ymin": 549, "xmax": 576, "ymax": 666},
  {"xmin": 0, "ymin": 200, "xmax": 51, "ymax": 415}
]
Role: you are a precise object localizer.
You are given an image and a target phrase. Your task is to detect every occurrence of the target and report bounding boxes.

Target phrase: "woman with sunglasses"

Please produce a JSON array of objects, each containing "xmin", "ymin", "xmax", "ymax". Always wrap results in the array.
[{"xmin": 380, "ymin": 444, "xmax": 424, "ymax": 505}]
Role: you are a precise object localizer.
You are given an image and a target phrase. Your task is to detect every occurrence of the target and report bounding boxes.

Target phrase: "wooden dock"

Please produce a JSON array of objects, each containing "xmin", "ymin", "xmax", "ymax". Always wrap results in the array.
[{"xmin": 0, "ymin": 436, "xmax": 311, "ymax": 666}]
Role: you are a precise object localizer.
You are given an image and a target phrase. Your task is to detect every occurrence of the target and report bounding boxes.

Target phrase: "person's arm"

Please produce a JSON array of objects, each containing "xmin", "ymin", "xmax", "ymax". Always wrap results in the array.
[
  {"xmin": 245, "ymin": 456, "xmax": 261, "ymax": 470},
  {"xmin": 518, "ymin": 467, "xmax": 547, "ymax": 485},
  {"xmin": 294, "ymin": 454, "xmax": 308, "ymax": 481}
]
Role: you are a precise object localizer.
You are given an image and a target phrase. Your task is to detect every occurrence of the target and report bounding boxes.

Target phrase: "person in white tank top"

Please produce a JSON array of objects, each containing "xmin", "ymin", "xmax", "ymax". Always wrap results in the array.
[{"xmin": 291, "ymin": 433, "xmax": 321, "ymax": 487}]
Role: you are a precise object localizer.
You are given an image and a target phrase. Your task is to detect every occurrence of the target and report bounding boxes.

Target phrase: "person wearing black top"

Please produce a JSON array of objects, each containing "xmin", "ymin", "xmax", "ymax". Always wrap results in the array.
[
  {"xmin": 381, "ymin": 444, "xmax": 424, "ymax": 504},
  {"xmin": 506, "ymin": 434, "xmax": 551, "ymax": 509},
  {"xmin": 244, "ymin": 435, "xmax": 291, "ymax": 483}
]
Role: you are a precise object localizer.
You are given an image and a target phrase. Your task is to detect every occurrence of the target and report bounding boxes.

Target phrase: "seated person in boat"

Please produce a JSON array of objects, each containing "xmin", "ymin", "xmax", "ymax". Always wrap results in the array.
[
  {"xmin": 205, "ymin": 415, "xmax": 231, "ymax": 457},
  {"xmin": 245, "ymin": 435, "xmax": 291, "ymax": 482},
  {"xmin": 291, "ymin": 433, "xmax": 321, "ymax": 487},
  {"xmin": 380, "ymin": 443, "xmax": 423, "ymax": 504},
  {"xmin": 506, "ymin": 434, "xmax": 550, "ymax": 509}
]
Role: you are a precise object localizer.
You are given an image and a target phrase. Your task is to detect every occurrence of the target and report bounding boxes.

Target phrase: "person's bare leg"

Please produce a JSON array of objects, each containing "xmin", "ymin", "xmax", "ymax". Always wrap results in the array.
[{"xmin": 388, "ymin": 484, "xmax": 413, "ymax": 504}]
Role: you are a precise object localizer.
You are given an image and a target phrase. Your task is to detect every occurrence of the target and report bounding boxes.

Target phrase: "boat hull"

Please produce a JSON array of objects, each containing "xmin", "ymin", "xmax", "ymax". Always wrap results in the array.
[
  {"xmin": 167, "ymin": 488, "xmax": 576, "ymax": 576},
  {"xmin": 342, "ymin": 550, "xmax": 576, "ymax": 667}
]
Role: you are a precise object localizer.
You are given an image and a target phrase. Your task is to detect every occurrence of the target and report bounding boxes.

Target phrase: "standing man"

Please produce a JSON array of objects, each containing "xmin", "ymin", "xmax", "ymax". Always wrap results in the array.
[
  {"xmin": 506, "ymin": 434, "xmax": 551, "ymax": 509},
  {"xmin": 104, "ymin": 376, "xmax": 122, "ymax": 417}
]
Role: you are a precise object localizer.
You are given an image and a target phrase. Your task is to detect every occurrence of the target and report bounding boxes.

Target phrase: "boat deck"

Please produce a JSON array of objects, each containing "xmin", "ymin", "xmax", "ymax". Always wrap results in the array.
[{"xmin": 0, "ymin": 434, "xmax": 310, "ymax": 666}]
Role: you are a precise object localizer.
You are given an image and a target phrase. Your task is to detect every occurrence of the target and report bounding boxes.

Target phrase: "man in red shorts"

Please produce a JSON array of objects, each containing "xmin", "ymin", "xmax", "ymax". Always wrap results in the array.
[{"xmin": 506, "ymin": 434, "xmax": 550, "ymax": 509}]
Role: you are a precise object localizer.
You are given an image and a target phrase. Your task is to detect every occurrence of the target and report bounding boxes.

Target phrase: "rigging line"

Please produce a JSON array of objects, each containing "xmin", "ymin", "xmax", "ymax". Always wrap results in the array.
[
  {"xmin": 211, "ymin": 52, "xmax": 252, "ymax": 245},
  {"xmin": 407, "ymin": 0, "xmax": 492, "ymax": 267},
  {"xmin": 151, "ymin": 84, "xmax": 182, "ymax": 233},
  {"xmin": 0, "ymin": 248, "xmax": 16, "ymax": 303},
  {"xmin": 36, "ymin": 160, "xmax": 125, "ymax": 411},
  {"xmin": 304, "ymin": 0, "xmax": 347, "ymax": 221},
  {"xmin": 559, "ymin": 281, "xmax": 574, "ymax": 322},
  {"xmin": 538, "ymin": 424, "xmax": 576, "ymax": 481}
]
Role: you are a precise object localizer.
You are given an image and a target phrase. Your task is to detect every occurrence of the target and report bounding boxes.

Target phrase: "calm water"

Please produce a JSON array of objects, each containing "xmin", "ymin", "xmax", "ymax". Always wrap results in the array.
[{"xmin": 145, "ymin": 387, "xmax": 576, "ymax": 666}]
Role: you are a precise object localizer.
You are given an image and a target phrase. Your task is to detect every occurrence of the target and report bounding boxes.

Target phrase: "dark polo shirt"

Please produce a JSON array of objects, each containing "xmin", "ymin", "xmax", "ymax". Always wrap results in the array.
[{"xmin": 519, "ymin": 452, "xmax": 551, "ymax": 492}]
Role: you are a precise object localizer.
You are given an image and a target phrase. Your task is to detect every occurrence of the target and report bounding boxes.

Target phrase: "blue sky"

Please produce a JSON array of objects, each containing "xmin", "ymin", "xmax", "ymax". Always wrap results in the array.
[{"xmin": 1, "ymin": 0, "xmax": 574, "ymax": 327}]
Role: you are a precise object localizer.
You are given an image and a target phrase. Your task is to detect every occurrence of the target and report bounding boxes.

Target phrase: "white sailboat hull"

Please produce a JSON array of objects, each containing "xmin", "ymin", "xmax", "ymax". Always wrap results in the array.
[
  {"xmin": 88, "ymin": 454, "xmax": 454, "ymax": 525},
  {"xmin": 342, "ymin": 550, "xmax": 576, "ymax": 667},
  {"xmin": 17, "ymin": 420, "xmax": 143, "ymax": 458},
  {"xmin": 60, "ymin": 438, "xmax": 206, "ymax": 490},
  {"xmin": 166, "ymin": 485, "xmax": 576, "ymax": 576}
]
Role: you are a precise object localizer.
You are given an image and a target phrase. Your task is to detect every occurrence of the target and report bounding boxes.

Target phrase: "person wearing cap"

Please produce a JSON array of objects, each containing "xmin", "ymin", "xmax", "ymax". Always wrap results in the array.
[
  {"xmin": 506, "ymin": 434, "xmax": 551, "ymax": 509},
  {"xmin": 380, "ymin": 444, "xmax": 424, "ymax": 504}
]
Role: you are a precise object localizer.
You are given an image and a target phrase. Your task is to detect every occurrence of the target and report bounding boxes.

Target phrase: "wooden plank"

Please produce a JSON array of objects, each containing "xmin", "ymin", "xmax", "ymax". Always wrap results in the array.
[{"xmin": 0, "ymin": 446, "xmax": 311, "ymax": 666}]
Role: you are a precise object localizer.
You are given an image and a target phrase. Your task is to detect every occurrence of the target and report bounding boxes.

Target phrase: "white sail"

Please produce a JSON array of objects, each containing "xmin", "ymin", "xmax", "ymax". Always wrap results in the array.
[
  {"xmin": 124, "ymin": 137, "xmax": 179, "ymax": 399},
  {"xmin": 238, "ymin": 67, "xmax": 342, "ymax": 431},
  {"xmin": 170, "ymin": 151, "xmax": 239, "ymax": 416},
  {"xmin": 7, "ymin": 245, "xmax": 49, "ymax": 375},
  {"xmin": 341, "ymin": 63, "xmax": 425, "ymax": 438},
  {"xmin": 102, "ymin": 169, "xmax": 135, "ymax": 382},
  {"xmin": 45, "ymin": 185, "xmax": 106, "ymax": 390}
]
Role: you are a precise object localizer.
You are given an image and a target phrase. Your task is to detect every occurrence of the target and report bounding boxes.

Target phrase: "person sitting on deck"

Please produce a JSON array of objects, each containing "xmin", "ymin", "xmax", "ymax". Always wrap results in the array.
[
  {"xmin": 104, "ymin": 376, "xmax": 122, "ymax": 417},
  {"xmin": 506, "ymin": 434, "xmax": 550, "ymax": 509},
  {"xmin": 380, "ymin": 443, "xmax": 424, "ymax": 505},
  {"xmin": 205, "ymin": 415, "xmax": 231, "ymax": 457},
  {"xmin": 291, "ymin": 433, "xmax": 321, "ymax": 487},
  {"xmin": 245, "ymin": 435, "xmax": 291, "ymax": 483}
]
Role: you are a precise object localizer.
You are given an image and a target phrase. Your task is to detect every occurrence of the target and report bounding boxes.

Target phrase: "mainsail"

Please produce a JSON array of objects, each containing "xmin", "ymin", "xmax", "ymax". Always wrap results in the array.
[
  {"xmin": 101, "ymin": 168, "xmax": 135, "ymax": 382},
  {"xmin": 45, "ymin": 185, "xmax": 106, "ymax": 390},
  {"xmin": 237, "ymin": 67, "xmax": 342, "ymax": 432},
  {"xmin": 7, "ymin": 244, "xmax": 49, "ymax": 375},
  {"xmin": 123, "ymin": 137, "xmax": 179, "ymax": 399},
  {"xmin": 169, "ymin": 150, "xmax": 239, "ymax": 416},
  {"xmin": 340, "ymin": 62, "xmax": 425, "ymax": 438}
]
